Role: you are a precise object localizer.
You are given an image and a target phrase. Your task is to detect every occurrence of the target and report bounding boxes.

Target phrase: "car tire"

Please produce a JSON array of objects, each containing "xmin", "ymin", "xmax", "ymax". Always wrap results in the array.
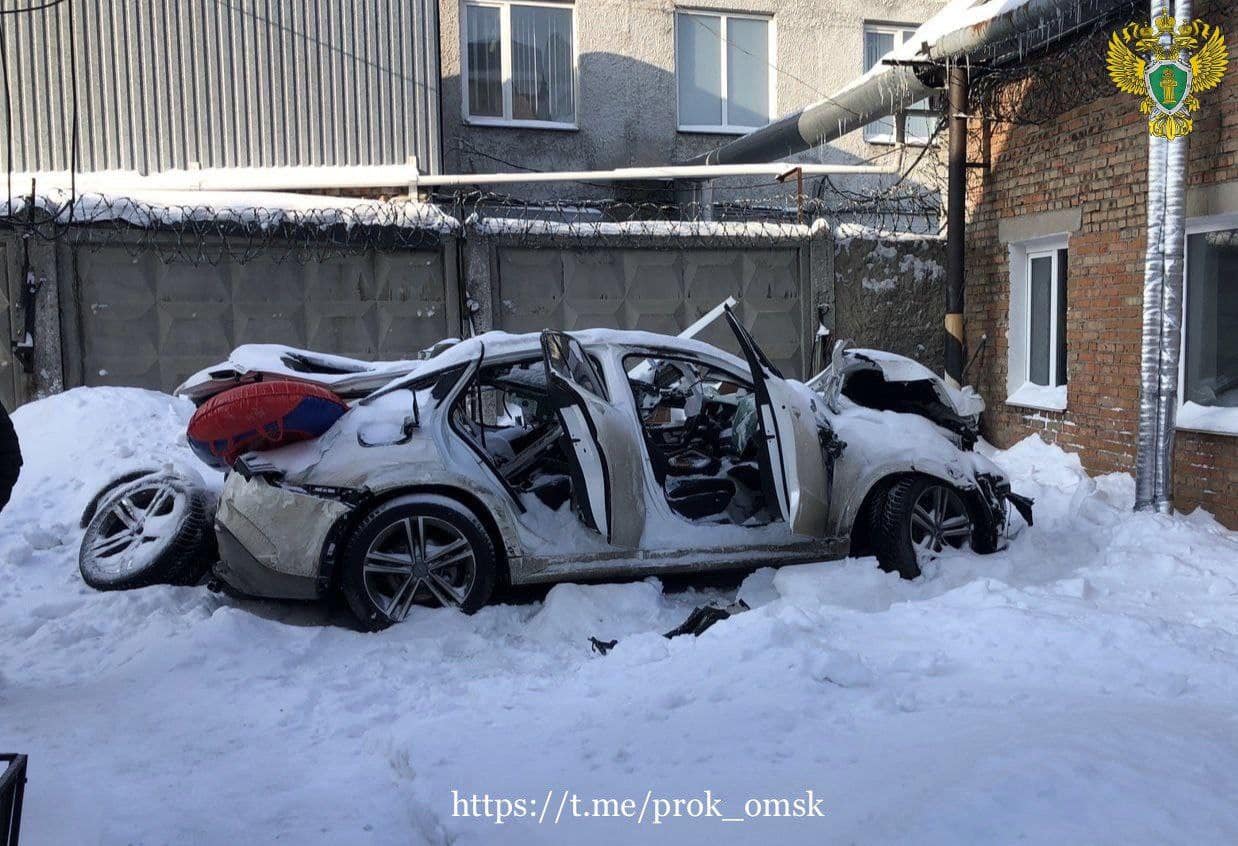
[
  {"xmin": 0, "ymin": 401, "xmax": 21, "ymax": 515},
  {"xmin": 79, "ymin": 468, "xmax": 161, "ymax": 529},
  {"xmin": 79, "ymin": 472, "xmax": 215, "ymax": 590},
  {"xmin": 340, "ymin": 494, "xmax": 497, "ymax": 631},
  {"xmin": 872, "ymin": 475, "xmax": 976, "ymax": 580}
]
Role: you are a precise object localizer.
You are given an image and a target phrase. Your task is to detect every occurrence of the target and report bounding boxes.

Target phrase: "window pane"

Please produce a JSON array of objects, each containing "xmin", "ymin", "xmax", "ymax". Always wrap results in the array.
[
  {"xmin": 863, "ymin": 30, "xmax": 895, "ymax": 71},
  {"xmin": 1028, "ymin": 255, "xmax": 1053, "ymax": 385},
  {"xmin": 465, "ymin": 5, "xmax": 502, "ymax": 118},
  {"xmin": 511, "ymin": 5, "xmax": 575, "ymax": 123},
  {"xmin": 545, "ymin": 334, "xmax": 607, "ymax": 400},
  {"xmin": 863, "ymin": 30, "xmax": 895, "ymax": 139},
  {"xmin": 1056, "ymin": 249, "xmax": 1069, "ymax": 386},
  {"xmin": 677, "ymin": 13, "xmax": 722, "ymax": 126},
  {"xmin": 726, "ymin": 18, "xmax": 769, "ymax": 128},
  {"xmin": 1185, "ymin": 229, "xmax": 1238, "ymax": 407},
  {"xmin": 903, "ymin": 99, "xmax": 936, "ymax": 141}
]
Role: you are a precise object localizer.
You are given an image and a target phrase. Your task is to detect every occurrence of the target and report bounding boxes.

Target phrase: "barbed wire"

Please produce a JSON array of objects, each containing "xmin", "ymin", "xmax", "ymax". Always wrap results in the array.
[
  {"xmin": 931, "ymin": 0, "xmax": 1145, "ymax": 127},
  {"xmin": 0, "ymin": 191, "xmax": 457, "ymax": 264},
  {"xmin": 0, "ymin": 158, "xmax": 946, "ymax": 263}
]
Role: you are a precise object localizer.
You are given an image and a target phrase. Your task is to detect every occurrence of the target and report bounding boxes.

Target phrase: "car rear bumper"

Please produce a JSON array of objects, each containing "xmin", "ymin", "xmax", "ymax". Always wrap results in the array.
[
  {"xmin": 213, "ymin": 472, "xmax": 351, "ymax": 600},
  {"xmin": 213, "ymin": 524, "xmax": 320, "ymax": 600}
]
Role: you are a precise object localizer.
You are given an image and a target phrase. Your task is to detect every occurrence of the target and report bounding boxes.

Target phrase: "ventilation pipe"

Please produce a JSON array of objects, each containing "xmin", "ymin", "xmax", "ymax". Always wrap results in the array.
[
  {"xmin": 686, "ymin": 0, "xmax": 1088, "ymax": 167},
  {"xmin": 1135, "ymin": 0, "xmax": 1190, "ymax": 512}
]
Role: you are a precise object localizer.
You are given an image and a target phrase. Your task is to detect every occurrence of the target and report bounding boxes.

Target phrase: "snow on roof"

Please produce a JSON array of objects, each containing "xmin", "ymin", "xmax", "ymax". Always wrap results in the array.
[{"xmin": 2, "ymin": 181, "xmax": 459, "ymax": 234}]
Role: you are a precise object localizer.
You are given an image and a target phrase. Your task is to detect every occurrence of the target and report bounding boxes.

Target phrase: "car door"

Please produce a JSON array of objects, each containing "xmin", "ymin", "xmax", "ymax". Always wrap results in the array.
[
  {"xmin": 540, "ymin": 332, "xmax": 645, "ymax": 548},
  {"xmin": 723, "ymin": 307, "xmax": 831, "ymax": 536}
]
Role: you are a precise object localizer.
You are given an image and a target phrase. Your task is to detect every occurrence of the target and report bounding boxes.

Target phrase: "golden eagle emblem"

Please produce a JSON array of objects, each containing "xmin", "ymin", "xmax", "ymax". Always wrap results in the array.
[{"xmin": 1107, "ymin": 13, "xmax": 1228, "ymax": 139}]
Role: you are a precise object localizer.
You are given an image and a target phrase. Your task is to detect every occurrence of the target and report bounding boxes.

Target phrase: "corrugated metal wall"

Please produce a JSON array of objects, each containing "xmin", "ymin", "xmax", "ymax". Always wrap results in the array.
[{"xmin": 0, "ymin": 0, "xmax": 441, "ymax": 174}]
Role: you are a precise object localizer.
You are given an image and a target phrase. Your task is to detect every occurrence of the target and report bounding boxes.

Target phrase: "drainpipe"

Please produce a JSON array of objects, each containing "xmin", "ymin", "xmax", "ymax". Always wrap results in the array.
[
  {"xmin": 1154, "ymin": 0, "xmax": 1190, "ymax": 511},
  {"xmin": 1135, "ymin": 0, "xmax": 1189, "ymax": 513},
  {"xmin": 945, "ymin": 63, "xmax": 969, "ymax": 389}
]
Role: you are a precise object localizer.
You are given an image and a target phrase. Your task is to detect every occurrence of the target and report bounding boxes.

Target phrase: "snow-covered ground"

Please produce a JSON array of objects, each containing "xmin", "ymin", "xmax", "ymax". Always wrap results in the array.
[{"xmin": 2, "ymin": 388, "xmax": 1236, "ymax": 845}]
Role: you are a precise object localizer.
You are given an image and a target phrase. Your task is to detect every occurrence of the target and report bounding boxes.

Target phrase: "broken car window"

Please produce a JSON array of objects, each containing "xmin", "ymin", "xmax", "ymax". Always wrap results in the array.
[
  {"xmin": 451, "ymin": 358, "xmax": 575, "ymax": 510},
  {"xmin": 542, "ymin": 332, "xmax": 609, "ymax": 400}
]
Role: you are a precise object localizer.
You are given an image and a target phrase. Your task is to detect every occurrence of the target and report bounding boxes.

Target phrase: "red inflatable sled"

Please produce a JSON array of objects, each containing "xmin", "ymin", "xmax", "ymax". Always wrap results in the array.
[{"xmin": 188, "ymin": 380, "xmax": 348, "ymax": 468}]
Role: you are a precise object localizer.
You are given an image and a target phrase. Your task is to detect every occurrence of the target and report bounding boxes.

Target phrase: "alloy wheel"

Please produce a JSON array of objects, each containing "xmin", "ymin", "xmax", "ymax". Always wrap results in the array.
[
  {"xmin": 362, "ymin": 515, "xmax": 477, "ymax": 622},
  {"xmin": 908, "ymin": 484, "xmax": 972, "ymax": 565},
  {"xmin": 87, "ymin": 481, "xmax": 184, "ymax": 577}
]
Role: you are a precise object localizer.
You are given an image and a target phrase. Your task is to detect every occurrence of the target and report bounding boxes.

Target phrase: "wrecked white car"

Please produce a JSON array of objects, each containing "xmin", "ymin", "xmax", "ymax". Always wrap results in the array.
[{"xmin": 79, "ymin": 309, "xmax": 1031, "ymax": 630}]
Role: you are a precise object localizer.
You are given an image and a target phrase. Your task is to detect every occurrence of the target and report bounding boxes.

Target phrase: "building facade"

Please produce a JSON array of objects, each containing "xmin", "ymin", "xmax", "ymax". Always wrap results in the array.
[
  {"xmin": 437, "ymin": 0, "xmax": 946, "ymax": 187},
  {"xmin": 0, "ymin": 0, "xmax": 442, "ymax": 176},
  {"xmin": 965, "ymin": 0, "xmax": 1237, "ymax": 527}
]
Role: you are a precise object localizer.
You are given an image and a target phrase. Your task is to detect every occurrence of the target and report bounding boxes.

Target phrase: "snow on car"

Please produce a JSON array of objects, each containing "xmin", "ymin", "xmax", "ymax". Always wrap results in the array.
[{"xmin": 77, "ymin": 307, "xmax": 1032, "ymax": 630}]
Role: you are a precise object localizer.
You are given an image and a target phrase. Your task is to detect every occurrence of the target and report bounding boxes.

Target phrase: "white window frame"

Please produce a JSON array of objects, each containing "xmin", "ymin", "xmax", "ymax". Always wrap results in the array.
[
  {"xmin": 862, "ymin": 22, "xmax": 934, "ymax": 145},
  {"xmin": 1006, "ymin": 234, "xmax": 1069, "ymax": 411},
  {"xmin": 460, "ymin": 0, "xmax": 579, "ymax": 130},
  {"xmin": 674, "ymin": 10, "xmax": 777, "ymax": 135},
  {"xmin": 1177, "ymin": 212, "xmax": 1238, "ymax": 436}
]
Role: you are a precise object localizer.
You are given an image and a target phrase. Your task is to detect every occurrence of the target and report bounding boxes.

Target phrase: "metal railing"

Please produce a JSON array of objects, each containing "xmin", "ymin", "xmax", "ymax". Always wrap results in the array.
[{"xmin": 0, "ymin": 754, "xmax": 27, "ymax": 846}]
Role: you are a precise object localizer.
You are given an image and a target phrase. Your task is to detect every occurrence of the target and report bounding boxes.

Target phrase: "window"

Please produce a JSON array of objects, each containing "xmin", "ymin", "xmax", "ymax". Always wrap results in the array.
[
  {"xmin": 676, "ymin": 11, "xmax": 774, "ymax": 133},
  {"xmin": 1006, "ymin": 236, "xmax": 1069, "ymax": 410},
  {"xmin": 462, "ymin": 1, "xmax": 576, "ymax": 128},
  {"xmin": 1180, "ymin": 220, "xmax": 1238, "ymax": 434},
  {"xmin": 862, "ymin": 23, "xmax": 936, "ymax": 144}
]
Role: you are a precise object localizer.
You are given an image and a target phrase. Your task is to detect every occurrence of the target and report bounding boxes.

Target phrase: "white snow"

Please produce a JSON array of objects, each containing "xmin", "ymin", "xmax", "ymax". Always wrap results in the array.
[
  {"xmin": 1007, "ymin": 381, "xmax": 1069, "ymax": 412},
  {"xmin": 832, "ymin": 222, "xmax": 945, "ymax": 244},
  {"xmin": 3, "ymin": 186, "xmax": 459, "ymax": 233},
  {"xmin": 3, "ymin": 388, "xmax": 1238, "ymax": 845},
  {"xmin": 1177, "ymin": 400, "xmax": 1238, "ymax": 437},
  {"xmin": 467, "ymin": 213, "xmax": 829, "ymax": 240}
]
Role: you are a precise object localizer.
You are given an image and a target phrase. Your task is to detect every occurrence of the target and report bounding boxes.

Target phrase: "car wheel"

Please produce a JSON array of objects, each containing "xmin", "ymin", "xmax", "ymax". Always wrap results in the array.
[
  {"xmin": 873, "ymin": 476, "xmax": 974, "ymax": 579},
  {"xmin": 340, "ymin": 494, "xmax": 497, "ymax": 631},
  {"xmin": 79, "ymin": 472, "xmax": 216, "ymax": 590},
  {"xmin": 79, "ymin": 468, "xmax": 161, "ymax": 529}
]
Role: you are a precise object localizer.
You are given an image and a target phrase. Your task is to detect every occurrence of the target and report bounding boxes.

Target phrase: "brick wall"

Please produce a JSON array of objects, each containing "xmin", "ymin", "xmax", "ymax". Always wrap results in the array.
[{"xmin": 965, "ymin": 0, "xmax": 1237, "ymax": 527}]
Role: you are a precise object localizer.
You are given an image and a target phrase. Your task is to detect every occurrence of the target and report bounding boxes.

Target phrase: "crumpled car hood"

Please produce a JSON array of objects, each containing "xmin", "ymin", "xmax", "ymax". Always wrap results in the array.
[{"xmin": 808, "ymin": 345, "xmax": 984, "ymax": 448}]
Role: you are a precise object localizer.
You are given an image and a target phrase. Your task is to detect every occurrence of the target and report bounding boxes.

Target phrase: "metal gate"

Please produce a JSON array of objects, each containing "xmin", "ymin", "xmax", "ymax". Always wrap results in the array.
[
  {"xmin": 492, "ymin": 245, "xmax": 814, "ymax": 377},
  {"xmin": 61, "ymin": 243, "xmax": 459, "ymax": 392}
]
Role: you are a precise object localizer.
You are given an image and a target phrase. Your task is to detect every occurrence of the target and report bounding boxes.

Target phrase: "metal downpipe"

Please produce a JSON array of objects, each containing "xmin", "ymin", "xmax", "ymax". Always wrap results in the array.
[
  {"xmin": 1153, "ymin": 0, "xmax": 1191, "ymax": 511},
  {"xmin": 945, "ymin": 63, "xmax": 969, "ymax": 390},
  {"xmin": 1135, "ymin": 0, "xmax": 1190, "ymax": 512},
  {"xmin": 1135, "ymin": 129, "xmax": 1168, "ymax": 510}
]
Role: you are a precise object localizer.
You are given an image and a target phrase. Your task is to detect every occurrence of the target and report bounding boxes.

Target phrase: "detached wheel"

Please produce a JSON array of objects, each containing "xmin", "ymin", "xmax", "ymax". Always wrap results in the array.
[
  {"xmin": 79, "ymin": 468, "xmax": 160, "ymax": 529},
  {"xmin": 340, "ymin": 494, "xmax": 496, "ymax": 631},
  {"xmin": 79, "ymin": 473, "xmax": 215, "ymax": 590},
  {"xmin": 873, "ymin": 476, "xmax": 974, "ymax": 579}
]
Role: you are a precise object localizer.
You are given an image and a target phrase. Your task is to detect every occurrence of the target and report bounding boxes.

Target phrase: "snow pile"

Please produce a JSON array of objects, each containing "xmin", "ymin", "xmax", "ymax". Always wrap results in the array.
[{"xmin": 2, "ymin": 388, "xmax": 1237, "ymax": 844}]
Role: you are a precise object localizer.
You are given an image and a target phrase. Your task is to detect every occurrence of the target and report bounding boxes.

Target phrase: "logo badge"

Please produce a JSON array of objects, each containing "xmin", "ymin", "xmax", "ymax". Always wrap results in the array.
[{"xmin": 1107, "ymin": 13, "xmax": 1228, "ymax": 139}]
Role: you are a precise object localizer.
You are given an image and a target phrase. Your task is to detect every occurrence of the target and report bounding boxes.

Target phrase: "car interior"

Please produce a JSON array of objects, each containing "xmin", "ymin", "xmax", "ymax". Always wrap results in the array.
[
  {"xmin": 450, "ymin": 357, "xmax": 579, "ymax": 511},
  {"xmin": 450, "ymin": 349, "xmax": 778, "ymax": 531},
  {"xmin": 622, "ymin": 354, "xmax": 774, "ymax": 526}
]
